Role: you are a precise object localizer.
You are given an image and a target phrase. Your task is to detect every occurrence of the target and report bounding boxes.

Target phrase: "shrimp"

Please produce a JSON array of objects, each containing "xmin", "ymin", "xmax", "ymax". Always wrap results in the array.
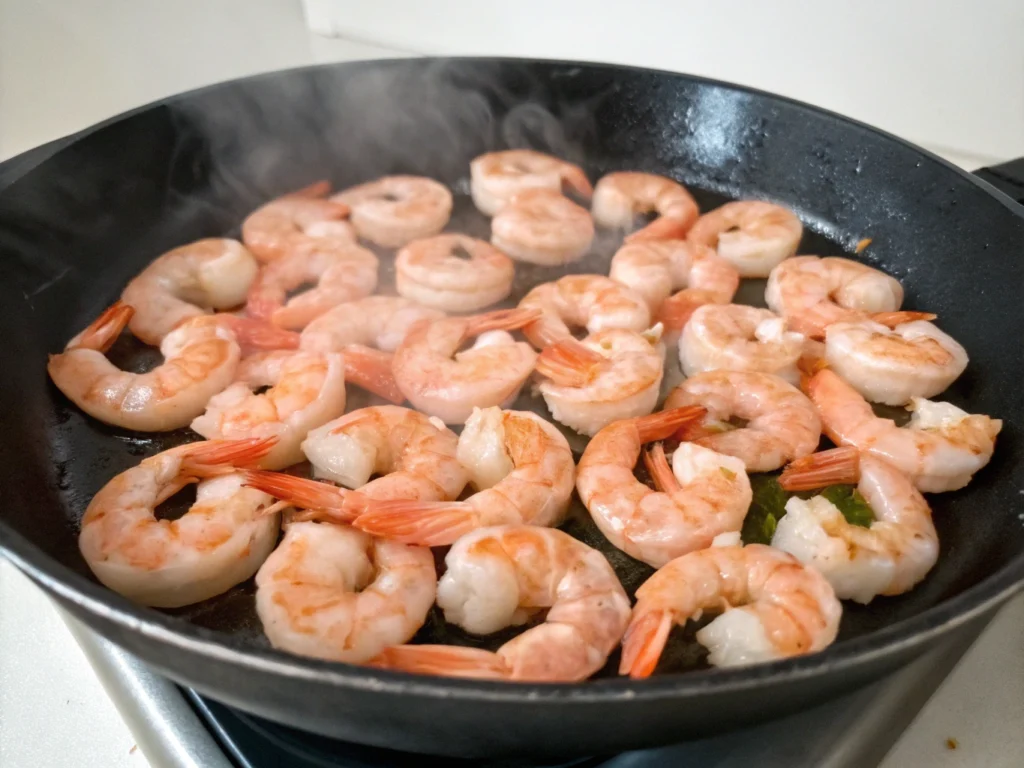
[
  {"xmin": 78, "ymin": 437, "xmax": 278, "ymax": 608},
  {"xmin": 517, "ymin": 274, "xmax": 651, "ymax": 348},
  {"xmin": 396, "ymin": 234, "xmax": 514, "ymax": 311},
  {"xmin": 246, "ymin": 242, "xmax": 378, "ymax": 330},
  {"xmin": 47, "ymin": 303, "xmax": 240, "ymax": 432},
  {"xmin": 331, "ymin": 175, "xmax": 452, "ymax": 248},
  {"xmin": 469, "ymin": 149, "xmax": 593, "ymax": 217},
  {"xmin": 678, "ymin": 304, "xmax": 807, "ymax": 385},
  {"xmin": 489, "ymin": 188, "xmax": 595, "ymax": 266},
  {"xmin": 686, "ymin": 201, "xmax": 803, "ymax": 278},
  {"xmin": 241, "ymin": 181, "xmax": 355, "ymax": 263},
  {"xmin": 665, "ymin": 371, "xmax": 821, "ymax": 472},
  {"xmin": 591, "ymin": 172, "xmax": 699, "ymax": 241},
  {"xmin": 575, "ymin": 408, "xmax": 752, "ymax": 568},
  {"xmin": 824, "ymin": 317, "xmax": 968, "ymax": 405},
  {"xmin": 300, "ymin": 296, "xmax": 444, "ymax": 354},
  {"xmin": 773, "ymin": 447, "xmax": 939, "ymax": 603},
  {"xmin": 534, "ymin": 327, "xmax": 665, "ymax": 437},
  {"xmin": 805, "ymin": 368, "xmax": 1001, "ymax": 492},
  {"xmin": 191, "ymin": 351, "xmax": 346, "ymax": 469},
  {"xmin": 255, "ymin": 521, "xmax": 436, "ymax": 664},
  {"xmin": 391, "ymin": 308, "xmax": 540, "ymax": 424},
  {"xmin": 354, "ymin": 408, "xmax": 575, "ymax": 545},
  {"xmin": 765, "ymin": 256, "xmax": 904, "ymax": 339},
  {"xmin": 371, "ymin": 526, "xmax": 630, "ymax": 682},
  {"xmin": 620, "ymin": 543, "xmax": 841, "ymax": 675}
]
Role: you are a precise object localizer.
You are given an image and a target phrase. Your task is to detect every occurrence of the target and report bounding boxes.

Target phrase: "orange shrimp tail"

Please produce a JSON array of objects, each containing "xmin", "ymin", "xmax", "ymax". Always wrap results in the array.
[
  {"xmin": 634, "ymin": 406, "xmax": 708, "ymax": 444},
  {"xmin": 779, "ymin": 446, "xmax": 861, "ymax": 491},
  {"xmin": 242, "ymin": 471, "xmax": 366, "ymax": 521},
  {"xmin": 656, "ymin": 289, "xmax": 719, "ymax": 333},
  {"xmin": 626, "ymin": 216, "xmax": 692, "ymax": 243},
  {"xmin": 797, "ymin": 354, "xmax": 829, "ymax": 394},
  {"xmin": 354, "ymin": 500, "xmax": 478, "ymax": 546},
  {"xmin": 562, "ymin": 167, "xmax": 594, "ymax": 200},
  {"xmin": 619, "ymin": 610, "xmax": 674, "ymax": 679},
  {"xmin": 222, "ymin": 316, "xmax": 300, "ymax": 353},
  {"xmin": 870, "ymin": 310, "xmax": 938, "ymax": 328},
  {"xmin": 180, "ymin": 437, "xmax": 278, "ymax": 477},
  {"xmin": 342, "ymin": 344, "xmax": 404, "ymax": 404},
  {"xmin": 534, "ymin": 338, "xmax": 605, "ymax": 387},
  {"xmin": 72, "ymin": 301, "xmax": 135, "ymax": 352},
  {"xmin": 285, "ymin": 180, "xmax": 332, "ymax": 199},
  {"xmin": 371, "ymin": 645, "xmax": 509, "ymax": 679},
  {"xmin": 643, "ymin": 443, "xmax": 682, "ymax": 493},
  {"xmin": 672, "ymin": 418, "xmax": 724, "ymax": 443},
  {"xmin": 465, "ymin": 307, "xmax": 543, "ymax": 337}
]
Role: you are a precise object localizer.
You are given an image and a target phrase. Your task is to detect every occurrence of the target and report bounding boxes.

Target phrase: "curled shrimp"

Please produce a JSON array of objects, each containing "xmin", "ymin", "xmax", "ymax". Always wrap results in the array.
[
  {"xmin": 469, "ymin": 149, "xmax": 592, "ymax": 216},
  {"xmin": 396, "ymin": 234, "xmax": 514, "ymax": 311},
  {"xmin": 518, "ymin": 274, "xmax": 651, "ymax": 348},
  {"xmin": 371, "ymin": 525, "xmax": 630, "ymax": 682},
  {"xmin": 79, "ymin": 437, "xmax": 278, "ymax": 608},
  {"xmin": 300, "ymin": 296, "xmax": 444, "ymax": 354},
  {"xmin": 535, "ymin": 327, "xmax": 665, "ymax": 437},
  {"xmin": 575, "ymin": 408, "xmax": 752, "ymax": 568},
  {"xmin": 490, "ymin": 188, "xmax": 595, "ymax": 266},
  {"xmin": 241, "ymin": 181, "xmax": 355, "ymax": 263},
  {"xmin": 391, "ymin": 308, "xmax": 540, "ymax": 424},
  {"xmin": 591, "ymin": 172, "xmax": 699, "ymax": 241},
  {"xmin": 354, "ymin": 407, "xmax": 575, "ymax": 545},
  {"xmin": 620, "ymin": 542, "xmax": 841, "ymax": 675},
  {"xmin": 805, "ymin": 368, "xmax": 1001, "ymax": 492},
  {"xmin": 191, "ymin": 351, "xmax": 346, "ymax": 469},
  {"xmin": 766, "ymin": 256, "xmax": 904, "ymax": 339},
  {"xmin": 331, "ymin": 175, "xmax": 452, "ymax": 248},
  {"xmin": 686, "ymin": 201, "xmax": 803, "ymax": 278},
  {"xmin": 665, "ymin": 370, "xmax": 821, "ymax": 472},
  {"xmin": 773, "ymin": 447, "xmax": 939, "ymax": 603}
]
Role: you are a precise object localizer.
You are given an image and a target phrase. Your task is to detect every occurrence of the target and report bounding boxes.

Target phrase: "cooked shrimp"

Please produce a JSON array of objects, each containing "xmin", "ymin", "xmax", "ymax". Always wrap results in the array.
[
  {"xmin": 355, "ymin": 408, "xmax": 575, "ymax": 545},
  {"xmin": 575, "ymin": 408, "xmax": 752, "ymax": 568},
  {"xmin": 773, "ymin": 447, "xmax": 939, "ymax": 603},
  {"xmin": 391, "ymin": 308, "xmax": 540, "ymax": 424},
  {"xmin": 679, "ymin": 304, "xmax": 807, "ymax": 385},
  {"xmin": 300, "ymin": 296, "xmax": 444, "ymax": 355},
  {"xmin": 47, "ymin": 303, "xmax": 240, "ymax": 432},
  {"xmin": 255, "ymin": 521, "xmax": 436, "ymax": 663},
  {"xmin": 79, "ymin": 438, "xmax": 278, "ymax": 608},
  {"xmin": 665, "ymin": 371, "xmax": 821, "ymax": 472},
  {"xmin": 396, "ymin": 234, "xmax": 514, "ymax": 311},
  {"xmin": 765, "ymin": 256, "xmax": 904, "ymax": 339},
  {"xmin": 805, "ymin": 368, "xmax": 1001, "ymax": 492},
  {"xmin": 591, "ymin": 172, "xmax": 699, "ymax": 241},
  {"xmin": 241, "ymin": 181, "xmax": 355, "ymax": 263},
  {"xmin": 191, "ymin": 351, "xmax": 346, "ymax": 469},
  {"xmin": 371, "ymin": 526, "xmax": 630, "ymax": 682},
  {"xmin": 824, "ymin": 317, "xmax": 968, "ymax": 405},
  {"xmin": 686, "ymin": 201, "xmax": 803, "ymax": 278},
  {"xmin": 246, "ymin": 242, "xmax": 378, "ymax": 330},
  {"xmin": 331, "ymin": 175, "xmax": 452, "ymax": 248},
  {"xmin": 620, "ymin": 543, "xmax": 841, "ymax": 675},
  {"xmin": 490, "ymin": 188, "xmax": 595, "ymax": 265},
  {"xmin": 535, "ymin": 327, "xmax": 665, "ymax": 437},
  {"xmin": 518, "ymin": 274, "xmax": 651, "ymax": 348},
  {"xmin": 470, "ymin": 149, "xmax": 593, "ymax": 216}
]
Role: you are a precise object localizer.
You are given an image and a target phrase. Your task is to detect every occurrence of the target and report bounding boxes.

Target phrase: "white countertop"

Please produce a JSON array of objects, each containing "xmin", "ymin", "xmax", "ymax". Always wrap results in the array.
[{"xmin": 1, "ymin": 2, "xmax": 1022, "ymax": 767}]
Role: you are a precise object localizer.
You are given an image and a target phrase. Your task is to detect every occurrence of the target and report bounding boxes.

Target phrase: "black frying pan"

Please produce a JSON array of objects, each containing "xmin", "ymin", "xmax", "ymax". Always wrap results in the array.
[{"xmin": 1, "ymin": 58, "xmax": 1022, "ymax": 759}]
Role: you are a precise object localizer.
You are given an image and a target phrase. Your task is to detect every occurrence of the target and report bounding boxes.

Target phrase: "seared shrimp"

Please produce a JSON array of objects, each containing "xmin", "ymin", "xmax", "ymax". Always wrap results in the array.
[
  {"xmin": 766, "ymin": 256, "xmax": 904, "ymax": 339},
  {"xmin": 470, "ymin": 149, "xmax": 592, "ymax": 216},
  {"xmin": 805, "ymin": 368, "xmax": 1001, "ymax": 492},
  {"xmin": 241, "ymin": 181, "xmax": 355, "ymax": 263},
  {"xmin": 518, "ymin": 274, "xmax": 651, "ymax": 348},
  {"xmin": 355, "ymin": 408, "xmax": 575, "ymax": 545},
  {"xmin": 331, "ymin": 175, "xmax": 452, "ymax": 248},
  {"xmin": 665, "ymin": 371, "xmax": 821, "ymax": 472},
  {"xmin": 191, "ymin": 351, "xmax": 346, "ymax": 469},
  {"xmin": 48, "ymin": 303, "xmax": 240, "ymax": 432},
  {"xmin": 255, "ymin": 521, "xmax": 436, "ymax": 663},
  {"xmin": 575, "ymin": 408, "xmax": 752, "ymax": 568},
  {"xmin": 300, "ymin": 296, "xmax": 444, "ymax": 354},
  {"xmin": 535, "ymin": 327, "xmax": 665, "ymax": 437},
  {"xmin": 372, "ymin": 526, "xmax": 630, "ymax": 682},
  {"xmin": 490, "ymin": 188, "xmax": 595, "ymax": 265},
  {"xmin": 620, "ymin": 543, "xmax": 841, "ymax": 675},
  {"xmin": 591, "ymin": 172, "xmax": 699, "ymax": 241},
  {"xmin": 396, "ymin": 234, "xmax": 514, "ymax": 311},
  {"xmin": 687, "ymin": 201, "xmax": 802, "ymax": 278},
  {"xmin": 391, "ymin": 308, "xmax": 540, "ymax": 424},
  {"xmin": 774, "ymin": 447, "xmax": 939, "ymax": 603},
  {"xmin": 824, "ymin": 317, "xmax": 968, "ymax": 405},
  {"xmin": 79, "ymin": 438, "xmax": 278, "ymax": 608}
]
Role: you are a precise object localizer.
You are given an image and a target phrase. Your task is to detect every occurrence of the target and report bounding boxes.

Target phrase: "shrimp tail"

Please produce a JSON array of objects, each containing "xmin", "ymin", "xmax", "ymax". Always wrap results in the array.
[
  {"xmin": 619, "ymin": 609, "xmax": 674, "ymax": 679},
  {"xmin": 242, "ymin": 471, "xmax": 368, "ymax": 522},
  {"xmin": 220, "ymin": 316, "xmax": 300, "ymax": 353},
  {"xmin": 180, "ymin": 437, "xmax": 278, "ymax": 477},
  {"xmin": 643, "ymin": 443, "xmax": 682, "ymax": 493},
  {"xmin": 870, "ymin": 310, "xmax": 938, "ymax": 328},
  {"xmin": 779, "ymin": 446, "xmax": 861, "ymax": 491},
  {"xmin": 534, "ymin": 338, "xmax": 606, "ymax": 387},
  {"xmin": 798, "ymin": 354, "xmax": 830, "ymax": 394},
  {"xmin": 342, "ymin": 344, "xmax": 404, "ymax": 405},
  {"xmin": 354, "ymin": 500, "xmax": 478, "ymax": 546},
  {"xmin": 285, "ymin": 180, "xmax": 332, "ymax": 200},
  {"xmin": 634, "ymin": 406, "xmax": 708, "ymax": 444},
  {"xmin": 465, "ymin": 307, "xmax": 543, "ymax": 336},
  {"xmin": 70, "ymin": 301, "xmax": 135, "ymax": 352},
  {"xmin": 371, "ymin": 645, "xmax": 509, "ymax": 679},
  {"xmin": 626, "ymin": 216, "xmax": 691, "ymax": 243},
  {"xmin": 562, "ymin": 167, "xmax": 595, "ymax": 200},
  {"xmin": 657, "ymin": 289, "xmax": 719, "ymax": 333}
]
